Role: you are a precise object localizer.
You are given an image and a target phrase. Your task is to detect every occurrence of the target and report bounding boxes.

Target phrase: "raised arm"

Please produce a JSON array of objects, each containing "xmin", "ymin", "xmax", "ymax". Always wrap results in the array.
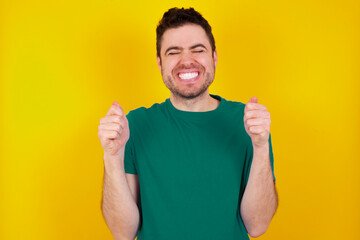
[
  {"xmin": 240, "ymin": 97, "xmax": 278, "ymax": 238},
  {"xmin": 98, "ymin": 101, "xmax": 140, "ymax": 240}
]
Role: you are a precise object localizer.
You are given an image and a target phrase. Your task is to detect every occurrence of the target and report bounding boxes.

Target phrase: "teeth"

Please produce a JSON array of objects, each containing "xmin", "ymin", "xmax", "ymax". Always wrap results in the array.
[{"xmin": 179, "ymin": 72, "xmax": 198, "ymax": 80}]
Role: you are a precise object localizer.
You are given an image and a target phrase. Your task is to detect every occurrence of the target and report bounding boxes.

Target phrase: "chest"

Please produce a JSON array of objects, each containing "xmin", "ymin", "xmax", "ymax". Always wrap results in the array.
[{"xmin": 132, "ymin": 116, "xmax": 250, "ymax": 189}]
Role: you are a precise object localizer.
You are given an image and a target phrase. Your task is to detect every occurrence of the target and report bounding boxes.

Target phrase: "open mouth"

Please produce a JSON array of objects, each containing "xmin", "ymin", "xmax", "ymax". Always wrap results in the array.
[
  {"xmin": 177, "ymin": 71, "xmax": 200, "ymax": 82},
  {"xmin": 178, "ymin": 72, "xmax": 198, "ymax": 80}
]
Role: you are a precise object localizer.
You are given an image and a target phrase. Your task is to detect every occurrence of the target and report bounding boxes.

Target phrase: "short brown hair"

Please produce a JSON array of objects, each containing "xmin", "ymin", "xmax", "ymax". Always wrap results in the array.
[{"xmin": 156, "ymin": 7, "xmax": 216, "ymax": 57}]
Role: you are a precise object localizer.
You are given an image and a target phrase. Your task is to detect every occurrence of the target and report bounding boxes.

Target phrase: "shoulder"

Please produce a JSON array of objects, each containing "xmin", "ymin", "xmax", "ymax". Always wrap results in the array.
[
  {"xmin": 216, "ymin": 95, "xmax": 246, "ymax": 115},
  {"xmin": 126, "ymin": 101, "xmax": 167, "ymax": 126}
]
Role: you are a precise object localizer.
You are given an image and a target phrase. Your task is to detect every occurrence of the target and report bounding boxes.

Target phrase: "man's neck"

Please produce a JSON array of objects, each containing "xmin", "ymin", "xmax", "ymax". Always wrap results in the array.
[{"xmin": 170, "ymin": 91, "xmax": 220, "ymax": 112}]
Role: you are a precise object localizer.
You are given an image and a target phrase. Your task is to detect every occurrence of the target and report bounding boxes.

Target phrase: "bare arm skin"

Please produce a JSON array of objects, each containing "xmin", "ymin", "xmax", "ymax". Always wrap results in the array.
[
  {"xmin": 240, "ymin": 143, "xmax": 278, "ymax": 238},
  {"xmin": 241, "ymin": 97, "xmax": 278, "ymax": 237},
  {"xmin": 99, "ymin": 102, "xmax": 140, "ymax": 240}
]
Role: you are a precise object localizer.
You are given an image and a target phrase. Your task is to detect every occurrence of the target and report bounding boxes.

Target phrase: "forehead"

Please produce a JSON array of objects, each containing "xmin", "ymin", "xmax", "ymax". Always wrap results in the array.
[{"xmin": 160, "ymin": 24, "xmax": 211, "ymax": 53}]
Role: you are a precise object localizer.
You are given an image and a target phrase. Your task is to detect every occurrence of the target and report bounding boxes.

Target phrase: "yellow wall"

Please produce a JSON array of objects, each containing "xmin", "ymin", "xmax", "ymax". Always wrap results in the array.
[{"xmin": 1, "ymin": 0, "xmax": 359, "ymax": 239}]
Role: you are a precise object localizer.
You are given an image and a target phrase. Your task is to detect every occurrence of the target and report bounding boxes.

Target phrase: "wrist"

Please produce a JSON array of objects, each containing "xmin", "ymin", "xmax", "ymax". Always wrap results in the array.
[
  {"xmin": 252, "ymin": 142, "xmax": 269, "ymax": 153},
  {"xmin": 104, "ymin": 147, "xmax": 125, "ymax": 159},
  {"xmin": 103, "ymin": 148, "xmax": 125, "ymax": 170}
]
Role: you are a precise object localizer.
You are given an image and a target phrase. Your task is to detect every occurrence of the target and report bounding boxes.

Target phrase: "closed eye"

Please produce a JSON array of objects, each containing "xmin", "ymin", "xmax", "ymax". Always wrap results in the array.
[
  {"xmin": 168, "ymin": 52, "xmax": 180, "ymax": 55},
  {"xmin": 192, "ymin": 48, "xmax": 206, "ymax": 53}
]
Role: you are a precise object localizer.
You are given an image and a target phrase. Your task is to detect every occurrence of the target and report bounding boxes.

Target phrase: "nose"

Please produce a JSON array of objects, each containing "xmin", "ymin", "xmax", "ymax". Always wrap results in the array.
[{"xmin": 178, "ymin": 50, "xmax": 195, "ymax": 66}]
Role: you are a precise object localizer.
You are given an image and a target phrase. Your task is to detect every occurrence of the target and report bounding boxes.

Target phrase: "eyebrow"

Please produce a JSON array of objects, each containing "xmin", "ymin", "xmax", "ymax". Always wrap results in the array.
[
  {"xmin": 164, "ymin": 44, "xmax": 208, "ymax": 55},
  {"xmin": 189, "ymin": 44, "xmax": 207, "ymax": 50},
  {"xmin": 164, "ymin": 46, "xmax": 182, "ymax": 55}
]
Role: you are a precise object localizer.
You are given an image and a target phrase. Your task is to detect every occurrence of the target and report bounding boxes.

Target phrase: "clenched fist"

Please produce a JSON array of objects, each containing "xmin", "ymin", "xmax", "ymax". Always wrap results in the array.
[
  {"xmin": 244, "ymin": 97, "xmax": 271, "ymax": 147},
  {"xmin": 98, "ymin": 101, "xmax": 130, "ymax": 157}
]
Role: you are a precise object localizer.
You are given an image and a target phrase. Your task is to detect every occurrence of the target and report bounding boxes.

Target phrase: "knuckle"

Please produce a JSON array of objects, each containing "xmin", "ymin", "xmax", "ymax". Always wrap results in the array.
[
  {"xmin": 109, "ymin": 132, "xmax": 114, "ymax": 138},
  {"xmin": 111, "ymin": 131, "xmax": 118, "ymax": 138},
  {"xmin": 115, "ymin": 116, "xmax": 122, "ymax": 122},
  {"xmin": 115, "ymin": 123, "xmax": 121, "ymax": 131}
]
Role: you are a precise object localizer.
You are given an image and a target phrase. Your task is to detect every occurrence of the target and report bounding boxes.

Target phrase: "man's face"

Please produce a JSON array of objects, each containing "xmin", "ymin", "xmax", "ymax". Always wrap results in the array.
[{"xmin": 157, "ymin": 24, "xmax": 217, "ymax": 99}]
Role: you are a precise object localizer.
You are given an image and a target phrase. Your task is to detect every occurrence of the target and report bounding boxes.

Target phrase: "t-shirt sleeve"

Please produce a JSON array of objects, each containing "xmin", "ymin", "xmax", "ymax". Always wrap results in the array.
[
  {"xmin": 124, "ymin": 114, "xmax": 138, "ymax": 175},
  {"xmin": 269, "ymin": 134, "xmax": 276, "ymax": 183},
  {"xmin": 242, "ymin": 133, "xmax": 276, "ymax": 188}
]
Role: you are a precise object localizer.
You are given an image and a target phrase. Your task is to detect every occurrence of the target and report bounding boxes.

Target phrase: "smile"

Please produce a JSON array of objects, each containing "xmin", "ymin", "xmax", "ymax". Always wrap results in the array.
[{"xmin": 178, "ymin": 72, "xmax": 199, "ymax": 80}]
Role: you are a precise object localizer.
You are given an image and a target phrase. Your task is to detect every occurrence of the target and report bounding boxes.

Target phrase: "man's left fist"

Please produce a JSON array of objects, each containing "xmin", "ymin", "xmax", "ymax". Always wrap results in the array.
[{"xmin": 244, "ymin": 97, "xmax": 271, "ymax": 147}]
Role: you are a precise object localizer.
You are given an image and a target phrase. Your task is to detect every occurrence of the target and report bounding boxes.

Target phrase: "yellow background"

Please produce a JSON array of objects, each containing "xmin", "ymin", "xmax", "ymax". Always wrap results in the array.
[{"xmin": 1, "ymin": 0, "xmax": 359, "ymax": 239}]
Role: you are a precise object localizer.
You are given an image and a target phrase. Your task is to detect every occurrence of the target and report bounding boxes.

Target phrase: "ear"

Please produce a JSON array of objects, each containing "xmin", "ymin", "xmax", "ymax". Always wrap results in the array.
[
  {"xmin": 157, "ymin": 55, "xmax": 162, "ymax": 72},
  {"xmin": 213, "ymin": 49, "xmax": 218, "ymax": 69}
]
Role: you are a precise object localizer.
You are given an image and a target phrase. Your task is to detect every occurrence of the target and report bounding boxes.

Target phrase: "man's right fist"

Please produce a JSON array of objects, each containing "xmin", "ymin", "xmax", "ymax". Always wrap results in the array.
[{"xmin": 98, "ymin": 101, "xmax": 130, "ymax": 157}]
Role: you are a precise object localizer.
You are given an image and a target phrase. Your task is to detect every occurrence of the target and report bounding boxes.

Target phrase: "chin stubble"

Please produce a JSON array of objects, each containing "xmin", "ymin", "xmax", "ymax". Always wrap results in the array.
[{"xmin": 164, "ymin": 72, "xmax": 214, "ymax": 100}]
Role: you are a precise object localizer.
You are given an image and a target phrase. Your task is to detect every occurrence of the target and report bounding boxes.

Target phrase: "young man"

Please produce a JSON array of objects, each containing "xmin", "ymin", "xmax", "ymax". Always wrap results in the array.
[{"xmin": 98, "ymin": 7, "xmax": 278, "ymax": 240}]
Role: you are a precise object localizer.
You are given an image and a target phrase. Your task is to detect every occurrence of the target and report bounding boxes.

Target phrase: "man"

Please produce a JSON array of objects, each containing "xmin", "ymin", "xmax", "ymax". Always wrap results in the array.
[{"xmin": 98, "ymin": 7, "xmax": 278, "ymax": 240}]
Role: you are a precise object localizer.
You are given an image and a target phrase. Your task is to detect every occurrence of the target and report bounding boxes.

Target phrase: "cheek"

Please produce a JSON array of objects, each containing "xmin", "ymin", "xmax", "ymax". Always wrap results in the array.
[
  {"xmin": 198, "ymin": 56, "xmax": 214, "ymax": 69},
  {"xmin": 162, "ymin": 61, "xmax": 178, "ymax": 74}
]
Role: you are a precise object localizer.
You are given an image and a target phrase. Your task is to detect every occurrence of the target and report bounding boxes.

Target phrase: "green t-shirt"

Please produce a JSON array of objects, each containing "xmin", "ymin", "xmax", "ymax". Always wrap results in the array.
[{"xmin": 124, "ymin": 95, "xmax": 275, "ymax": 240}]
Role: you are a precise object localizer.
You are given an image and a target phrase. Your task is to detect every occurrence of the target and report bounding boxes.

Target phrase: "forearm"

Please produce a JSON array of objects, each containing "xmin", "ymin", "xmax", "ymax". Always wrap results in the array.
[
  {"xmin": 102, "ymin": 150, "xmax": 140, "ymax": 240},
  {"xmin": 240, "ymin": 143, "xmax": 278, "ymax": 238}
]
